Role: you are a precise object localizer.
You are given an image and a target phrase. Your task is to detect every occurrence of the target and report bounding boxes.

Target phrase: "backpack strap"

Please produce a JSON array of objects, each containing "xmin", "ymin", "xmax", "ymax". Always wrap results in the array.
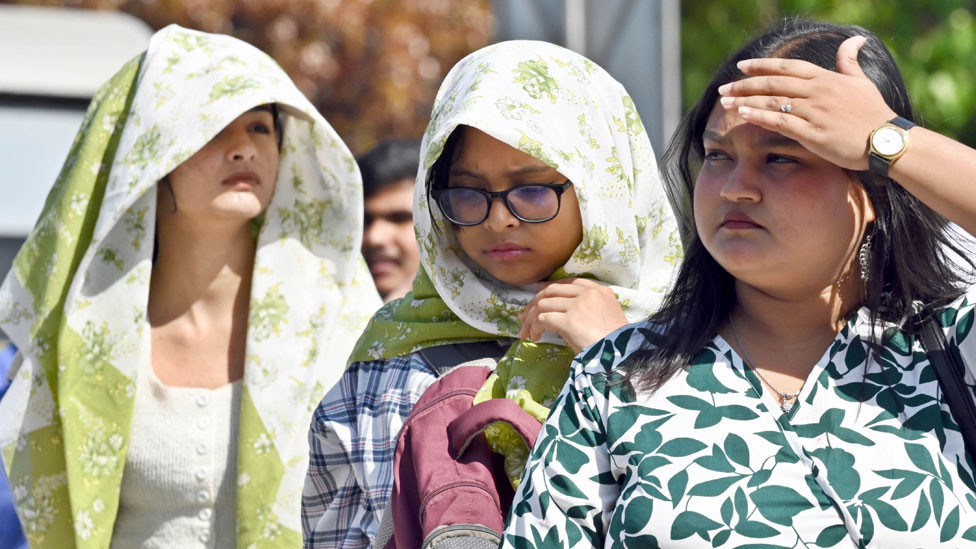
[
  {"xmin": 375, "ymin": 497, "xmax": 395, "ymax": 549},
  {"xmin": 374, "ymin": 341, "xmax": 509, "ymax": 547},
  {"xmin": 447, "ymin": 398, "xmax": 543, "ymax": 459},
  {"xmin": 919, "ymin": 316, "xmax": 976, "ymax": 459},
  {"xmin": 418, "ymin": 340, "xmax": 510, "ymax": 376}
]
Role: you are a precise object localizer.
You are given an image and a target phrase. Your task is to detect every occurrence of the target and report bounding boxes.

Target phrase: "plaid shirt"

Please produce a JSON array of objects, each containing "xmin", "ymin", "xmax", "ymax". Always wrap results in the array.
[{"xmin": 302, "ymin": 352, "xmax": 438, "ymax": 548}]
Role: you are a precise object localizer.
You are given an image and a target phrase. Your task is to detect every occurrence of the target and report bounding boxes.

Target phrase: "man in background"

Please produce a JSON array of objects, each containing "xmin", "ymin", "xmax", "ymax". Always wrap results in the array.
[{"xmin": 359, "ymin": 139, "xmax": 421, "ymax": 302}]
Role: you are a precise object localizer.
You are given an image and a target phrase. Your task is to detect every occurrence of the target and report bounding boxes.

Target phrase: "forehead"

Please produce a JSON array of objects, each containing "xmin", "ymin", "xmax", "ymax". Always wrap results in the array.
[
  {"xmin": 702, "ymin": 101, "xmax": 800, "ymax": 149},
  {"xmin": 228, "ymin": 106, "xmax": 275, "ymax": 122},
  {"xmin": 248, "ymin": 104, "xmax": 275, "ymax": 116},
  {"xmin": 452, "ymin": 126, "xmax": 553, "ymax": 170},
  {"xmin": 364, "ymin": 180, "xmax": 413, "ymax": 211}
]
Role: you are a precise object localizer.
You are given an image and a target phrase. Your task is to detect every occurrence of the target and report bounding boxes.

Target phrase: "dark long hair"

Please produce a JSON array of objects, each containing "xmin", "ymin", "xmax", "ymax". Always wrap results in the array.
[
  {"xmin": 627, "ymin": 18, "xmax": 975, "ymax": 392},
  {"xmin": 424, "ymin": 126, "xmax": 466, "ymax": 230}
]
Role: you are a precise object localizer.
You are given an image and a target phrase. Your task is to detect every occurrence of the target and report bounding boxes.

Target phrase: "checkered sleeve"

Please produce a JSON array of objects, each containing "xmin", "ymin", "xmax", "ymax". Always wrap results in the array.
[{"xmin": 302, "ymin": 353, "xmax": 438, "ymax": 548}]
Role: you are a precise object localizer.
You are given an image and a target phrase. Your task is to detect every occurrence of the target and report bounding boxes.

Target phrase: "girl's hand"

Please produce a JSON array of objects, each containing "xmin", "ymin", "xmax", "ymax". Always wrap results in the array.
[
  {"xmin": 717, "ymin": 35, "xmax": 896, "ymax": 171},
  {"xmin": 516, "ymin": 277, "xmax": 628, "ymax": 352}
]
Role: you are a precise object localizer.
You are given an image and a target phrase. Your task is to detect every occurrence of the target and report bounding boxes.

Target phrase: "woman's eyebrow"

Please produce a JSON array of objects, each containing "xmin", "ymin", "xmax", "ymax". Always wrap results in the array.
[
  {"xmin": 507, "ymin": 165, "xmax": 553, "ymax": 176},
  {"xmin": 702, "ymin": 129, "xmax": 802, "ymax": 149},
  {"xmin": 448, "ymin": 168, "xmax": 486, "ymax": 180},
  {"xmin": 702, "ymin": 129, "xmax": 725, "ymax": 144},
  {"xmin": 448, "ymin": 165, "xmax": 553, "ymax": 179},
  {"xmin": 757, "ymin": 134, "xmax": 802, "ymax": 149}
]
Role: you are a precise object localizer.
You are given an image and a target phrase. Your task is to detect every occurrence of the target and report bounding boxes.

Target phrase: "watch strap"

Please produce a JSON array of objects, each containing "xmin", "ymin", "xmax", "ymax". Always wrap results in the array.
[
  {"xmin": 889, "ymin": 116, "xmax": 915, "ymax": 131},
  {"xmin": 868, "ymin": 150, "xmax": 889, "ymax": 177}
]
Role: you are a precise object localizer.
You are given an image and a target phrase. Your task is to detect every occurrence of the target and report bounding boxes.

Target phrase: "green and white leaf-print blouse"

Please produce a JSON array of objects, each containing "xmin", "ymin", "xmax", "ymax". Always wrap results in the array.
[
  {"xmin": 504, "ymin": 288, "xmax": 976, "ymax": 548},
  {"xmin": 0, "ymin": 25, "xmax": 379, "ymax": 548}
]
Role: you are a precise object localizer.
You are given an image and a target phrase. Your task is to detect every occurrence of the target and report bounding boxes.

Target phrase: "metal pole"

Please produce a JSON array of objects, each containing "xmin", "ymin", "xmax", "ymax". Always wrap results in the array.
[
  {"xmin": 660, "ymin": 0, "xmax": 682, "ymax": 146},
  {"xmin": 564, "ymin": 0, "xmax": 586, "ymax": 54}
]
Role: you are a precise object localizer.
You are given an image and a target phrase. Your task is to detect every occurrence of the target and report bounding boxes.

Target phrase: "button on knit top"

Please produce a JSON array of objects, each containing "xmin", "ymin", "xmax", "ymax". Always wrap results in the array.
[{"xmin": 111, "ymin": 365, "xmax": 242, "ymax": 549}]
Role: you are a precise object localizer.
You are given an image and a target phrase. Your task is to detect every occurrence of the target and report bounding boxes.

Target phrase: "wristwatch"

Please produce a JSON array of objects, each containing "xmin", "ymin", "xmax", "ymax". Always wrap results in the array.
[{"xmin": 868, "ymin": 116, "xmax": 915, "ymax": 178}]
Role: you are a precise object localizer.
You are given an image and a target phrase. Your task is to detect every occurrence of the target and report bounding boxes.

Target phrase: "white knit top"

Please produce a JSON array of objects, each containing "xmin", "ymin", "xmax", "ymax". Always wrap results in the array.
[{"xmin": 111, "ymin": 365, "xmax": 242, "ymax": 548}]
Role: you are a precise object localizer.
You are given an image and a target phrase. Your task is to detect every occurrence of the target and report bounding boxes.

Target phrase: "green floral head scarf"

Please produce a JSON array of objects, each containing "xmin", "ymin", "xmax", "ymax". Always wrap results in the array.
[
  {"xmin": 0, "ymin": 25, "xmax": 379, "ymax": 547},
  {"xmin": 351, "ymin": 40, "xmax": 681, "ymax": 484}
]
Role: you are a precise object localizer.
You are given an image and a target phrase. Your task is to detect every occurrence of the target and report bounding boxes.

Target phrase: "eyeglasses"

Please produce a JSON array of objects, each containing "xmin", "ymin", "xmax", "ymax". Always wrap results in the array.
[{"xmin": 431, "ymin": 181, "xmax": 573, "ymax": 226}]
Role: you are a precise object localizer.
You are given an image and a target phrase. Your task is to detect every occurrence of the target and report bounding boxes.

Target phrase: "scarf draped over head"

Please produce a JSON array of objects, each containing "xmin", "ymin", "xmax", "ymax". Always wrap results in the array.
[
  {"xmin": 0, "ymin": 25, "xmax": 379, "ymax": 548},
  {"xmin": 350, "ymin": 40, "xmax": 681, "ymax": 485}
]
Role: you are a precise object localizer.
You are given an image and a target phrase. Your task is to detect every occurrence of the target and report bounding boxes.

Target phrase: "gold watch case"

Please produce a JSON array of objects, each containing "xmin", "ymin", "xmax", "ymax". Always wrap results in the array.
[{"xmin": 869, "ymin": 122, "xmax": 910, "ymax": 160}]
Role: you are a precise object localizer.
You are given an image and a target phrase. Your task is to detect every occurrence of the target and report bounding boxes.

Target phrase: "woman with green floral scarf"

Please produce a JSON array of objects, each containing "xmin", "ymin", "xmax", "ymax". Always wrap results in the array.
[
  {"xmin": 302, "ymin": 39, "xmax": 681, "ymax": 547},
  {"xmin": 0, "ymin": 25, "xmax": 380, "ymax": 548}
]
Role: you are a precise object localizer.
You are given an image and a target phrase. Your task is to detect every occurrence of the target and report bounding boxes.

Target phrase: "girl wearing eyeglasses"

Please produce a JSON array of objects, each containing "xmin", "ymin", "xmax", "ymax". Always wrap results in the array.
[{"xmin": 302, "ymin": 40, "xmax": 681, "ymax": 546}]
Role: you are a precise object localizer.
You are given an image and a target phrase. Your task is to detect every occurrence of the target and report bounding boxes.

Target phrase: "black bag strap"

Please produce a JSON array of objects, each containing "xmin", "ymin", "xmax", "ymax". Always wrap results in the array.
[
  {"xmin": 418, "ymin": 340, "xmax": 510, "ymax": 376},
  {"xmin": 919, "ymin": 317, "xmax": 976, "ymax": 459}
]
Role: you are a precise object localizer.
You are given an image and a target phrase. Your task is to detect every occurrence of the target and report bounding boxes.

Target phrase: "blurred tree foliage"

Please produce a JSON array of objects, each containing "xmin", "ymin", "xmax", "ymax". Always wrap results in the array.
[
  {"xmin": 11, "ymin": 2, "xmax": 973, "ymax": 148},
  {"xmin": 682, "ymin": 1, "xmax": 976, "ymax": 145},
  {"xmin": 6, "ymin": 0, "xmax": 493, "ymax": 154}
]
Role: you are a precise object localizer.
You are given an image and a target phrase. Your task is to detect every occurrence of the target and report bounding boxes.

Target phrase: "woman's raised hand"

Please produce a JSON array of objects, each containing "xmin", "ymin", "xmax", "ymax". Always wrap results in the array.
[
  {"xmin": 516, "ymin": 277, "xmax": 629, "ymax": 352},
  {"xmin": 719, "ymin": 35, "xmax": 976, "ymax": 236},
  {"xmin": 717, "ymin": 35, "xmax": 896, "ymax": 171}
]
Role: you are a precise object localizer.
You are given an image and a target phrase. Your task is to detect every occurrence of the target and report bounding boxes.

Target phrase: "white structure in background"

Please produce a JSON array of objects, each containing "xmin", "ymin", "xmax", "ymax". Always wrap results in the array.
[{"xmin": 0, "ymin": 5, "xmax": 152, "ymax": 286}]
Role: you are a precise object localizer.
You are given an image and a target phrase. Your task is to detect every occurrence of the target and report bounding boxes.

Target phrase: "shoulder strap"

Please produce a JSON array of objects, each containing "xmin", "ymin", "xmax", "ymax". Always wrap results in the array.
[
  {"xmin": 374, "ymin": 340, "xmax": 510, "ymax": 546},
  {"xmin": 919, "ymin": 317, "xmax": 976, "ymax": 459},
  {"xmin": 375, "ymin": 496, "xmax": 395, "ymax": 549},
  {"xmin": 418, "ymin": 340, "xmax": 510, "ymax": 376}
]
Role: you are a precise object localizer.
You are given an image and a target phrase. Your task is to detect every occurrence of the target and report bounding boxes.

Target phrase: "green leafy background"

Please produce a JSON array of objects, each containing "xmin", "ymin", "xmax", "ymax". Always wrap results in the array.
[{"xmin": 682, "ymin": 1, "xmax": 976, "ymax": 145}]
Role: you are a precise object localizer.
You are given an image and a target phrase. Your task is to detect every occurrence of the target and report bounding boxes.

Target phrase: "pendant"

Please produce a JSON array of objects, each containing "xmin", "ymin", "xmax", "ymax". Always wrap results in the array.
[{"xmin": 780, "ymin": 399, "xmax": 793, "ymax": 414}]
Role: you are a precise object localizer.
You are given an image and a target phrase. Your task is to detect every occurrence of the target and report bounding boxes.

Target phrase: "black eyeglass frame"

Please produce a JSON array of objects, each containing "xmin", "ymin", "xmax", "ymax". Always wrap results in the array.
[{"xmin": 431, "ymin": 180, "xmax": 574, "ymax": 226}]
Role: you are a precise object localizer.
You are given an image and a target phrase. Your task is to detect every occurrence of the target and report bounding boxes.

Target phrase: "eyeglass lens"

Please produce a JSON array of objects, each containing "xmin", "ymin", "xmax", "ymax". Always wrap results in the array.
[{"xmin": 440, "ymin": 185, "xmax": 561, "ymax": 224}]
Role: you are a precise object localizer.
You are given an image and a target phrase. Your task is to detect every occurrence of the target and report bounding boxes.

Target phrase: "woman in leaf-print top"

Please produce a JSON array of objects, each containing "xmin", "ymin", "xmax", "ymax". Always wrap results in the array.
[{"xmin": 504, "ymin": 19, "xmax": 976, "ymax": 548}]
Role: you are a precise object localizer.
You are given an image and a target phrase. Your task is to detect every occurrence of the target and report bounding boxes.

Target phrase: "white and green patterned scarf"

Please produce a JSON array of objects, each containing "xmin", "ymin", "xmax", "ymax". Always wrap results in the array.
[
  {"xmin": 0, "ymin": 25, "xmax": 379, "ymax": 548},
  {"xmin": 351, "ymin": 40, "xmax": 682, "ymax": 485}
]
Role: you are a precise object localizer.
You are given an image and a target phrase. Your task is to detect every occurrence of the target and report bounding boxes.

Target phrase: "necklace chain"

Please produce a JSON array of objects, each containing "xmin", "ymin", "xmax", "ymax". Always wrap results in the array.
[{"xmin": 728, "ymin": 314, "xmax": 800, "ymax": 413}]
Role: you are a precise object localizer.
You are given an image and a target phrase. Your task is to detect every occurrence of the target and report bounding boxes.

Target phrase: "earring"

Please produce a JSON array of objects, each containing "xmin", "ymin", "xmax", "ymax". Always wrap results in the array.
[{"xmin": 858, "ymin": 233, "xmax": 873, "ymax": 282}]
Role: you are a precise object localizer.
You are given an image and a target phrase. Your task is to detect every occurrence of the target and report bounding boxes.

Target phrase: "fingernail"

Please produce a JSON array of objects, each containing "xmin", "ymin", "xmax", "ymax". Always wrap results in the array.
[
  {"xmin": 720, "ymin": 96, "xmax": 735, "ymax": 108},
  {"xmin": 738, "ymin": 106, "xmax": 753, "ymax": 116},
  {"xmin": 717, "ymin": 83, "xmax": 731, "ymax": 95},
  {"xmin": 736, "ymin": 59, "xmax": 752, "ymax": 71}
]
